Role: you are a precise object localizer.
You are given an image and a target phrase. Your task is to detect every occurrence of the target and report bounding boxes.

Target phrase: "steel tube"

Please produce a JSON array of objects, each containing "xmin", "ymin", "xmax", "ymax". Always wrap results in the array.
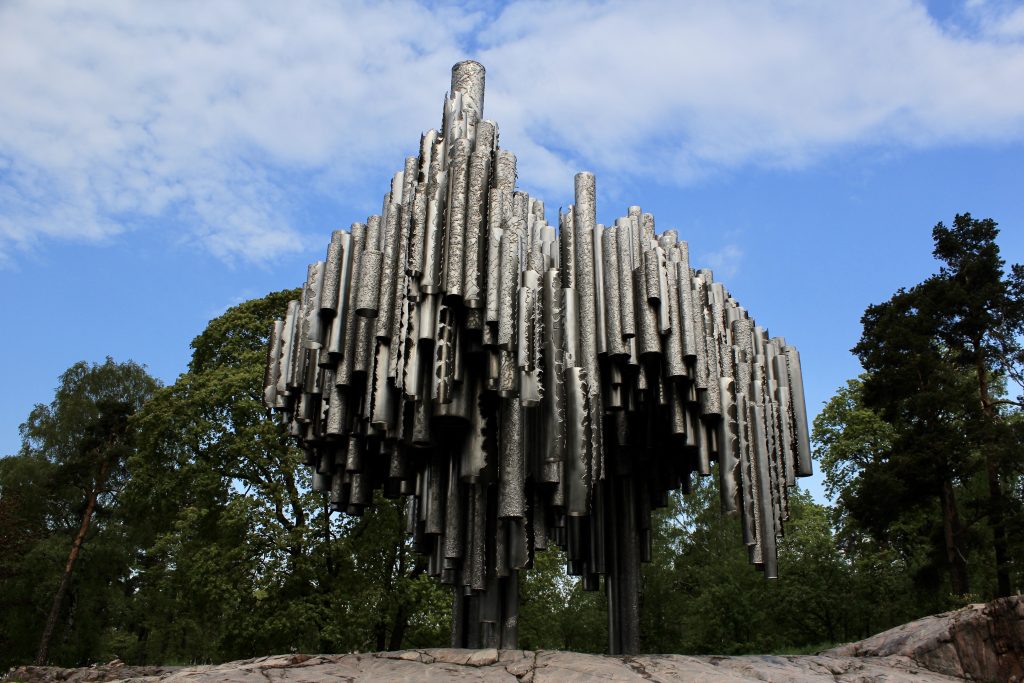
[{"xmin": 268, "ymin": 60, "xmax": 814, "ymax": 657}]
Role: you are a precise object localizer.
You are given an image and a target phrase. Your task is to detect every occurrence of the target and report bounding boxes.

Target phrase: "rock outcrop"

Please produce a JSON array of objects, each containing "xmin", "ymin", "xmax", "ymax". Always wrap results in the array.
[
  {"xmin": 1, "ymin": 649, "xmax": 964, "ymax": 683},
  {"xmin": 828, "ymin": 595, "xmax": 1023, "ymax": 681},
  {"xmin": 6, "ymin": 597, "xmax": 1021, "ymax": 683}
]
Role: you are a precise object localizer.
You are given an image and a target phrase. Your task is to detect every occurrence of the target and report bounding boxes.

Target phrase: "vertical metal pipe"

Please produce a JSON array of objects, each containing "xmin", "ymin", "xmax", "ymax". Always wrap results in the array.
[
  {"xmin": 574, "ymin": 173, "xmax": 603, "ymax": 482},
  {"xmin": 327, "ymin": 232, "xmax": 353, "ymax": 359},
  {"xmin": 559, "ymin": 208, "xmax": 576, "ymax": 290},
  {"xmin": 663, "ymin": 264, "xmax": 687, "ymax": 378},
  {"xmin": 321, "ymin": 230, "xmax": 345, "ymax": 316},
  {"xmin": 376, "ymin": 202, "xmax": 401, "ymax": 338},
  {"xmin": 355, "ymin": 251, "xmax": 383, "ymax": 318},
  {"xmin": 443, "ymin": 138, "xmax": 470, "ymax": 302},
  {"xmin": 302, "ymin": 261, "xmax": 326, "ymax": 350},
  {"xmin": 593, "ymin": 224, "xmax": 607, "ymax": 354},
  {"xmin": 615, "ymin": 217, "xmax": 636, "ymax": 339},
  {"xmin": 451, "ymin": 60, "xmax": 486, "ymax": 121},
  {"xmin": 264, "ymin": 319, "xmax": 284, "ymax": 409},
  {"xmin": 407, "ymin": 131, "xmax": 435, "ymax": 277},
  {"xmin": 494, "ymin": 150, "xmax": 516, "ymax": 195},
  {"xmin": 785, "ymin": 346, "xmax": 813, "ymax": 477},
  {"xmin": 497, "ymin": 228, "xmax": 520, "ymax": 351},
  {"xmin": 485, "ymin": 192, "xmax": 506, "ymax": 326},
  {"xmin": 463, "ymin": 149, "xmax": 491, "ymax": 308},
  {"xmin": 278, "ymin": 300, "xmax": 299, "ymax": 397},
  {"xmin": 498, "ymin": 395, "xmax": 525, "ymax": 518},
  {"xmin": 565, "ymin": 366, "xmax": 591, "ymax": 517},
  {"xmin": 717, "ymin": 377, "xmax": 740, "ymax": 513},
  {"xmin": 421, "ymin": 137, "xmax": 447, "ymax": 293}
]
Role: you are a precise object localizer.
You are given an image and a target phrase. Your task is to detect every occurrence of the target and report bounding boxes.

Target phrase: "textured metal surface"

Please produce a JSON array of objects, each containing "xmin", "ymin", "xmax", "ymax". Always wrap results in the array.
[
  {"xmin": 301, "ymin": 261, "xmax": 325, "ymax": 349},
  {"xmin": 376, "ymin": 201, "xmax": 401, "ymax": 339},
  {"xmin": 615, "ymin": 217, "xmax": 636, "ymax": 339},
  {"xmin": 593, "ymin": 225, "xmax": 607, "ymax": 354},
  {"xmin": 573, "ymin": 176, "xmax": 604, "ymax": 482},
  {"xmin": 450, "ymin": 60, "xmax": 485, "ymax": 122},
  {"xmin": 326, "ymin": 232, "xmax": 352, "ymax": 358},
  {"xmin": 463, "ymin": 149, "xmax": 490, "ymax": 308},
  {"xmin": 355, "ymin": 250, "xmax": 382, "ymax": 318},
  {"xmin": 602, "ymin": 226, "xmax": 626, "ymax": 358},
  {"xmin": 321, "ymin": 231, "xmax": 345, "ymax": 316},
  {"xmin": 265, "ymin": 60, "xmax": 811, "ymax": 656},
  {"xmin": 443, "ymin": 138, "xmax": 470, "ymax": 302},
  {"xmin": 497, "ymin": 228, "xmax": 520, "ymax": 351}
]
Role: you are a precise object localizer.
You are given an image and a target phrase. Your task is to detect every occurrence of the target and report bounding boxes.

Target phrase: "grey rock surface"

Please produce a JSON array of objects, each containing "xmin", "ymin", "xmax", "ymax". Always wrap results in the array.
[
  {"xmin": 828, "ymin": 595, "xmax": 1024, "ymax": 682},
  {"xmin": 3, "ymin": 650, "xmax": 964, "ymax": 683},
  {"xmin": 8, "ymin": 597, "xmax": 1021, "ymax": 683}
]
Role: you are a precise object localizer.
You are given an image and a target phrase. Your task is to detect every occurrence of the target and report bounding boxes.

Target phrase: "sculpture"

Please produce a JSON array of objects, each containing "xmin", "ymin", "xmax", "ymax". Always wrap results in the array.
[{"xmin": 262, "ymin": 61, "xmax": 812, "ymax": 654}]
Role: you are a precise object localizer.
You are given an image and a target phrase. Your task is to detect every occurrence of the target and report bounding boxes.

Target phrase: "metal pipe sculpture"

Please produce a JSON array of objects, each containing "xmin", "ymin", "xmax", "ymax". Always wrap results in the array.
[{"xmin": 263, "ymin": 61, "xmax": 812, "ymax": 655}]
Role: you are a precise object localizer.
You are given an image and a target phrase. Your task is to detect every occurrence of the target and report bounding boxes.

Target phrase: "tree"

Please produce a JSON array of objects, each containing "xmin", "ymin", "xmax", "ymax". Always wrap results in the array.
[
  {"xmin": 813, "ymin": 378, "xmax": 945, "ymax": 628},
  {"xmin": 334, "ymin": 493, "xmax": 449, "ymax": 652},
  {"xmin": 1, "ymin": 359, "xmax": 159, "ymax": 665},
  {"xmin": 124, "ymin": 288, "xmax": 320, "ymax": 661},
  {"xmin": 637, "ymin": 475, "xmax": 869, "ymax": 655},
  {"xmin": 518, "ymin": 544, "xmax": 607, "ymax": 652},
  {"xmin": 853, "ymin": 214, "xmax": 1023, "ymax": 599},
  {"xmin": 124, "ymin": 289, "xmax": 449, "ymax": 662},
  {"xmin": 0, "ymin": 446, "xmax": 59, "ymax": 667},
  {"xmin": 854, "ymin": 286, "xmax": 973, "ymax": 596},
  {"xmin": 927, "ymin": 214, "xmax": 1024, "ymax": 596}
]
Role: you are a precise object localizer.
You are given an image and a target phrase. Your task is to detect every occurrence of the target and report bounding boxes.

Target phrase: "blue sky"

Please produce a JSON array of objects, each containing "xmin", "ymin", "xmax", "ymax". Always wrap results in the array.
[{"xmin": 2, "ymin": 0, "xmax": 1023, "ymax": 503}]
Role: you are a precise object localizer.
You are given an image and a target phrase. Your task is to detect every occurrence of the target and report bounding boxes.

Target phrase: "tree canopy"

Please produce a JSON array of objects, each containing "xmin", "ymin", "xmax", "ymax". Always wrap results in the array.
[
  {"xmin": 843, "ymin": 214, "xmax": 1023, "ymax": 599},
  {"xmin": 1, "ymin": 358, "xmax": 159, "ymax": 666}
]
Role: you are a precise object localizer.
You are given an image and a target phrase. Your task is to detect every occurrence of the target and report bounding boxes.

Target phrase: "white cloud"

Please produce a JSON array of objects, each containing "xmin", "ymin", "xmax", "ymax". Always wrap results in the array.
[
  {"xmin": 700, "ymin": 244, "xmax": 744, "ymax": 280},
  {"xmin": 962, "ymin": 0, "xmax": 1024, "ymax": 39},
  {"xmin": 0, "ymin": 0, "xmax": 468, "ymax": 263},
  {"xmin": 478, "ymin": 1, "xmax": 1024, "ymax": 192},
  {"xmin": 1, "ymin": 0, "xmax": 1023, "ymax": 264}
]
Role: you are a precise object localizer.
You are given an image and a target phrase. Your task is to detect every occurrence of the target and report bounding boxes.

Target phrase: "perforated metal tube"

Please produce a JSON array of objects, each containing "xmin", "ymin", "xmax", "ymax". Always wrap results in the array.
[{"xmin": 268, "ymin": 60, "xmax": 814, "ymax": 657}]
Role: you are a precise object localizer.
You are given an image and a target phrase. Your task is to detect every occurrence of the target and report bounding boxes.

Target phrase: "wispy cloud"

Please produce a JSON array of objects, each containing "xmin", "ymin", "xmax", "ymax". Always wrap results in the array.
[
  {"xmin": 1, "ymin": 0, "xmax": 1023, "ymax": 264},
  {"xmin": 959, "ymin": 0, "xmax": 1024, "ymax": 39},
  {"xmin": 479, "ymin": 1, "xmax": 1024, "ymax": 192},
  {"xmin": 0, "ymin": 0, "xmax": 469, "ymax": 263},
  {"xmin": 700, "ymin": 244, "xmax": 744, "ymax": 280}
]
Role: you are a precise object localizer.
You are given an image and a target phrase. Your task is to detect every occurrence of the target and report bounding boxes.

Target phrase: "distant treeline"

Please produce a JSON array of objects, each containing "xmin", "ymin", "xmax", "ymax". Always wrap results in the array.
[{"xmin": 1, "ymin": 213, "xmax": 1021, "ymax": 668}]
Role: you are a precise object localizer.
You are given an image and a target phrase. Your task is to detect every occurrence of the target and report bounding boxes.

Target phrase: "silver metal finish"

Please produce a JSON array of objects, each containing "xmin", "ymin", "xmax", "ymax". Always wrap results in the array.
[{"xmin": 264, "ymin": 61, "xmax": 812, "ymax": 656}]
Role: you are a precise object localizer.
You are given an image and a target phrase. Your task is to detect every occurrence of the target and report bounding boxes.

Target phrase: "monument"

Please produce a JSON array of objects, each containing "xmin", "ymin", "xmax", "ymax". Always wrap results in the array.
[{"xmin": 262, "ymin": 61, "xmax": 812, "ymax": 655}]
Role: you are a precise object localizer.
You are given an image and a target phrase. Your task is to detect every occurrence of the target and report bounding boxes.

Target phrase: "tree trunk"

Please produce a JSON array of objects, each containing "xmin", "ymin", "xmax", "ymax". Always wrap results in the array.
[
  {"xmin": 283, "ymin": 466, "xmax": 306, "ymax": 529},
  {"xmin": 372, "ymin": 509, "xmax": 405, "ymax": 651},
  {"xmin": 975, "ymin": 349, "xmax": 1011, "ymax": 597},
  {"xmin": 323, "ymin": 497, "xmax": 334, "ymax": 577},
  {"xmin": 984, "ymin": 456, "xmax": 1010, "ymax": 596},
  {"xmin": 939, "ymin": 479, "xmax": 970, "ymax": 597},
  {"xmin": 35, "ymin": 483, "xmax": 101, "ymax": 664},
  {"xmin": 388, "ymin": 555, "xmax": 427, "ymax": 651},
  {"xmin": 388, "ymin": 603, "xmax": 410, "ymax": 651}
]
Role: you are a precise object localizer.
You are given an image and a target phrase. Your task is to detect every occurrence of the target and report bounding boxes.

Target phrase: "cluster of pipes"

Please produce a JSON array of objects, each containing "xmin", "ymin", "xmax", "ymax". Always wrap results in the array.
[{"xmin": 263, "ymin": 61, "xmax": 811, "ymax": 654}]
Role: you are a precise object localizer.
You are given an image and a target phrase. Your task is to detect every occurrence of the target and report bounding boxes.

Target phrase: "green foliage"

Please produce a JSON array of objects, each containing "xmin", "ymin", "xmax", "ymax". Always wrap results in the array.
[
  {"xmin": 639, "ymin": 477, "xmax": 857, "ymax": 654},
  {"xmin": 0, "ymin": 292, "xmax": 453, "ymax": 668},
  {"xmin": 814, "ymin": 378, "xmax": 896, "ymax": 503},
  {"xmin": 120, "ymin": 289, "xmax": 308, "ymax": 662},
  {"xmin": 518, "ymin": 544, "xmax": 607, "ymax": 653},
  {"xmin": 559, "ymin": 579, "xmax": 609, "ymax": 653},
  {"xmin": 849, "ymin": 214, "xmax": 1023, "ymax": 599},
  {"xmin": 814, "ymin": 378, "xmax": 952, "ymax": 611},
  {"xmin": 5, "ymin": 217, "xmax": 1021, "ymax": 668},
  {"xmin": 0, "ymin": 358, "xmax": 159, "ymax": 669},
  {"xmin": 118, "ymin": 289, "xmax": 447, "ymax": 663}
]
